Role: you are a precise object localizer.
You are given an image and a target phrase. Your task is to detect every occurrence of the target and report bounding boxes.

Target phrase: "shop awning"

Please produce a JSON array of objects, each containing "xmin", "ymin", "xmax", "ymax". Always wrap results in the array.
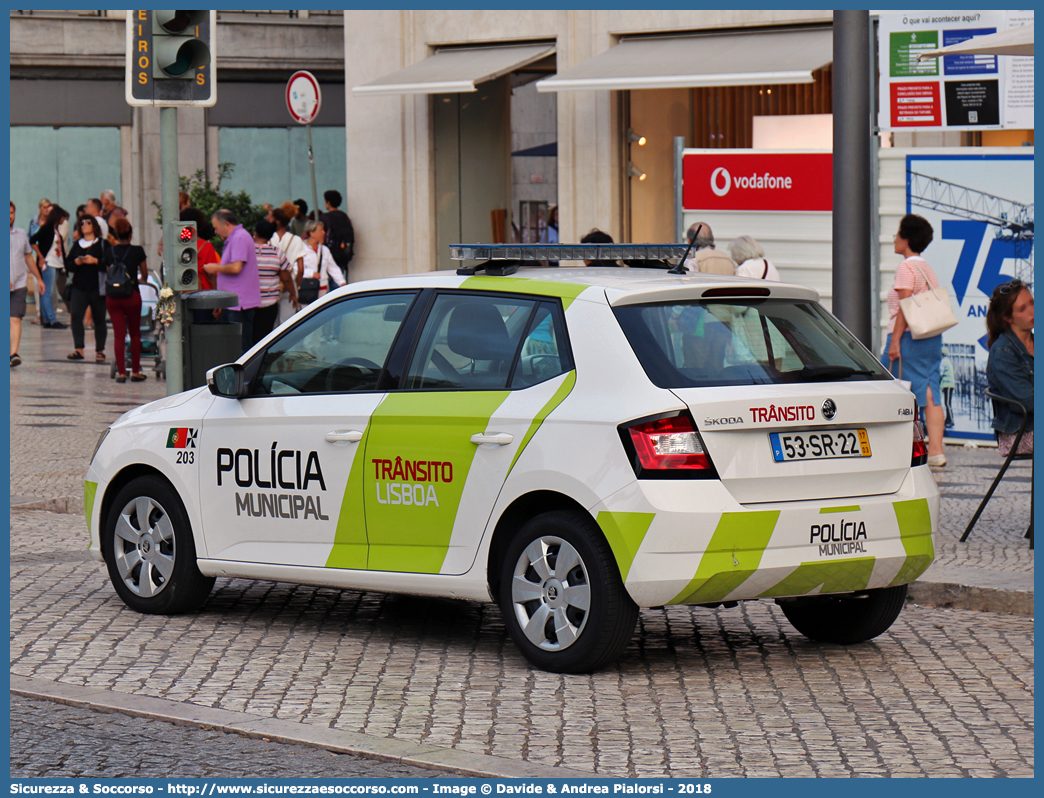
[
  {"xmin": 917, "ymin": 23, "xmax": 1034, "ymax": 59},
  {"xmin": 354, "ymin": 43, "xmax": 555, "ymax": 96},
  {"xmin": 537, "ymin": 28, "xmax": 831, "ymax": 92}
]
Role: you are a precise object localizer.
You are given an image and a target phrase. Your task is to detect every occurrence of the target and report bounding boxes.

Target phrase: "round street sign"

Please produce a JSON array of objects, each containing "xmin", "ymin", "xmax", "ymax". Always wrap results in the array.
[{"xmin": 286, "ymin": 70, "xmax": 321, "ymax": 125}]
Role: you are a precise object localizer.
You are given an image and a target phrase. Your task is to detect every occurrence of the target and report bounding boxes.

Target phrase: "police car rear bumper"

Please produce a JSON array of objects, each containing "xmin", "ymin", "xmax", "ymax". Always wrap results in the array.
[{"xmin": 594, "ymin": 466, "xmax": 938, "ymax": 607}]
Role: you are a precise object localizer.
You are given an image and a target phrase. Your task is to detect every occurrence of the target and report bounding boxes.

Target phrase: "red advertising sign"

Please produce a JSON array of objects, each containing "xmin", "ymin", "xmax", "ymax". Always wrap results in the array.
[
  {"xmin": 682, "ymin": 151, "xmax": 833, "ymax": 212},
  {"xmin": 890, "ymin": 82, "xmax": 942, "ymax": 127}
]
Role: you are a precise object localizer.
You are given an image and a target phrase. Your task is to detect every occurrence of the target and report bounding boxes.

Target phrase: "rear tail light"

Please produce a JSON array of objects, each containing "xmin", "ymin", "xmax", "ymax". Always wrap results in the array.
[
  {"xmin": 911, "ymin": 418, "xmax": 928, "ymax": 466},
  {"xmin": 619, "ymin": 412, "xmax": 718, "ymax": 479}
]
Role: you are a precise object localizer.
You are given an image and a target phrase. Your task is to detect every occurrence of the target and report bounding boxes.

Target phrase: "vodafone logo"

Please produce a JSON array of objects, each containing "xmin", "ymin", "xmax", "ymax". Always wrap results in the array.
[
  {"xmin": 684, "ymin": 152, "xmax": 832, "ymax": 212},
  {"xmin": 710, "ymin": 166, "xmax": 793, "ymax": 196},
  {"xmin": 710, "ymin": 167, "xmax": 731, "ymax": 197}
]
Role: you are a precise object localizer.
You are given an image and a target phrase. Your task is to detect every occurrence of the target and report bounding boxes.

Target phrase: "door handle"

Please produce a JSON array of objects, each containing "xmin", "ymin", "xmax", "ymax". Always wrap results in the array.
[
  {"xmin": 325, "ymin": 430, "xmax": 363, "ymax": 444},
  {"xmin": 470, "ymin": 432, "xmax": 513, "ymax": 446}
]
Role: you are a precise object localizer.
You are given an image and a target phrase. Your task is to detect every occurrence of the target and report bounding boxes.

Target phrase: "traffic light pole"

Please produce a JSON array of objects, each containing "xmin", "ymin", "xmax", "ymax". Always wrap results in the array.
[
  {"xmin": 161, "ymin": 106, "xmax": 184, "ymax": 395},
  {"xmin": 306, "ymin": 123, "xmax": 319, "ymax": 230}
]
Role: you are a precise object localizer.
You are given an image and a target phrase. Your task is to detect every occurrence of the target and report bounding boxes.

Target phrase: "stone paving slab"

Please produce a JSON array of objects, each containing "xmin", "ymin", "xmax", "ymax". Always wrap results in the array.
[
  {"xmin": 10, "ymin": 693, "xmax": 444, "ymax": 779},
  {"xmin": 10, "ymin": 510, "xmax": 1034, "ymax": 778}
]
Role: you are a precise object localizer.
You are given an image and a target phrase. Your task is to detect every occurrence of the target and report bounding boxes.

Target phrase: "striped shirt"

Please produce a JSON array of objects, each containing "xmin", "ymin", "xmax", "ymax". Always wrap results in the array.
[
  {"xmin": 887, "ymin": 256, "xmax": 940, "ymax": 335},
  {"xmin": 255, "ymin": 242, "xmax": 290, "ymax": 308}
]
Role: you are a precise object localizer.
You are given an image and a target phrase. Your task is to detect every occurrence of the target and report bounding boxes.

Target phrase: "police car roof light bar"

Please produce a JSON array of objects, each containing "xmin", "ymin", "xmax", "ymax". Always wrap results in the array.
[{"xmin": 451, "ymin": 243, "xmax": 693, "ymax": 266}]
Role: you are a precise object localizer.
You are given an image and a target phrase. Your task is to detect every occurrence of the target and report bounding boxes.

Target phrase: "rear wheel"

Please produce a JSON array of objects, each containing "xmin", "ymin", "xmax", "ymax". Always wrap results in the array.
[
  {"xmin": 499, "ymin": 510, "xmax": 638, "ymax": 673},
  {"xmin": 778, "ymin": 584, "xmax": 908, "ymax": 644},
  {"xmin": 102, "ymin": 475, "xmax": 215, "ymax": 615}
]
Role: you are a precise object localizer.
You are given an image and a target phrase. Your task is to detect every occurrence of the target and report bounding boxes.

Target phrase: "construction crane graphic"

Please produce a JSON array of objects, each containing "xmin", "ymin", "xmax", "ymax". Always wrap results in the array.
[{"xmin": 908, "ymin": 170, "xmax": 1034, "ymax": 286}]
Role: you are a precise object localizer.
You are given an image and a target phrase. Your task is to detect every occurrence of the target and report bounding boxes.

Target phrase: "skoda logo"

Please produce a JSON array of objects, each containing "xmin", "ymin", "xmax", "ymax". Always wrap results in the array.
[
  {"xmin": 822, "ymin": 399, "xmax": 837, "ymax": 420},
  {"xmin": 547, "ymin": 585, "xmax": 558, "ymax": 600},
  {"xmin": 710, "ymin": 167, "xmax": 731, "ymax": 197}
]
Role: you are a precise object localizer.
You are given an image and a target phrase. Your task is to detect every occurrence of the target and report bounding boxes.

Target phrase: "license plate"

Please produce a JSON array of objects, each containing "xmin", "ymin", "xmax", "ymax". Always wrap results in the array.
[{"xmin": 770, "ymin": 429, "xmax": 871, "ymax": 462}]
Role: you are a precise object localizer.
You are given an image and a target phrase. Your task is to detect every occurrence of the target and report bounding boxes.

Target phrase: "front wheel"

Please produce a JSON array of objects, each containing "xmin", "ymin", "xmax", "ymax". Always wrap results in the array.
[
  {"xmin": 102, "ymin": 475, "xmax": 215, "ymax": 615},
  {"xmin": 777, "ymin": 584, "xmax": 908, "ymax": 644},
  {"xmin": 499, "ymin": 510, "xmax": 638, "ymax": 673}
]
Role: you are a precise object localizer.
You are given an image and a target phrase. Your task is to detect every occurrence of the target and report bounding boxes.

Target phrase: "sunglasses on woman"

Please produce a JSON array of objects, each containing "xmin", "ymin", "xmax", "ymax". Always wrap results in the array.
[{"xmin": 994, "ymin": 279, "xmax": 1025, "ymax": 296}]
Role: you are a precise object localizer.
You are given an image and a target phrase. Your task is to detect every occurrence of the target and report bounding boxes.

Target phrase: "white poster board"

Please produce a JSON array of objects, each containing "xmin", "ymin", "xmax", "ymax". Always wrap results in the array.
[{"xmin": 877, "ymin": 10, "xmax": 1034, "ymax": 131}]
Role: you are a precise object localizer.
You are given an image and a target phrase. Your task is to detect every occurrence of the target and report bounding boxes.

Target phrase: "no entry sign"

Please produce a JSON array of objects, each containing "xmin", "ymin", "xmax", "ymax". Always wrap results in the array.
[{"xmin": 286, "ymin": 70, "xmax": 322, "ymax": 125}]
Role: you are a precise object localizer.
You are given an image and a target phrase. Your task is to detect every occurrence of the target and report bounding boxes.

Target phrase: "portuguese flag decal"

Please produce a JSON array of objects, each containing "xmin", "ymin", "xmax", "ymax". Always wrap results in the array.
[{"xmin": 167, "ymin": 428, "xmax": 197, "ymax": 449}]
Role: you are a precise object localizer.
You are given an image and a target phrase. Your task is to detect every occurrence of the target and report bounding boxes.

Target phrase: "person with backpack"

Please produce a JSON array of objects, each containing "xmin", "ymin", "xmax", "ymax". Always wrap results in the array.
[
  {"xmin": 106, "ymin": 217, "xmax": 149, "ymax": 382},
  {"xmin": 319, "ymin": 190, "xmax": 354, "ymax": 280}
]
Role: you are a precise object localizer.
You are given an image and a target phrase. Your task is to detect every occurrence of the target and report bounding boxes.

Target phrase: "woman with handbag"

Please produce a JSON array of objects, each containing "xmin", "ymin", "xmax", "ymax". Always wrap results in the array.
[
  {"xmin": 881, "ymin": 214, "xmax": 948, "ymax": 467},
  {"xmin": 106, "ymin": 217, "xmax": 150, "ymax": 383},
  {"xmin": 300, "ymin": 219, "xmax": 346, "ymax": 306},
  {"xmin": 29, "ymin": 204, "xmax": 68, "ymax": 329},
  {"xmin": 64, "ymin": 215, "xmax": 110, "ymax": 363}
]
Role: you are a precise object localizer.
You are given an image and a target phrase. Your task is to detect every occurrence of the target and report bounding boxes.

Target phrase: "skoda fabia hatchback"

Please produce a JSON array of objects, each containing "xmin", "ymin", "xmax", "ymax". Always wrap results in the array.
[{"xmin": 86, "ymin": 258, "xmax": 938, "ymax": 672}]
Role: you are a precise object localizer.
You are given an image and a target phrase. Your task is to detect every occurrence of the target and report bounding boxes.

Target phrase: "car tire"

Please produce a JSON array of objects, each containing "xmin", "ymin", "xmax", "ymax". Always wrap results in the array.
[
  {"xmin": 778, "ymin": 584, "xmax": 908, "ymax": 645},
  {"xmin": 499, "ymin": 510, "xmax": 638, "ymax": 673},
  {"xmin": 102, "ymin": 475, "xmax": 215, "ymax": 615}
]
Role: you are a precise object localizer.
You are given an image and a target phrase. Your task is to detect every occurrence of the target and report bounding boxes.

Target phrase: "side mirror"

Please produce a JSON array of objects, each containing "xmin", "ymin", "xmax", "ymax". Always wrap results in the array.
[{"xmin": 207, "ymin": 363, "xmax": 246, "ymax": 398}]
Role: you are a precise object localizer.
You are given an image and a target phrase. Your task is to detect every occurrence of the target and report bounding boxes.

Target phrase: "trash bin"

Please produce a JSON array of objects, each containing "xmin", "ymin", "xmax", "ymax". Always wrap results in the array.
[{"xmin": 183, "ymin": 290, "xmax": 241, "ymax": 390}]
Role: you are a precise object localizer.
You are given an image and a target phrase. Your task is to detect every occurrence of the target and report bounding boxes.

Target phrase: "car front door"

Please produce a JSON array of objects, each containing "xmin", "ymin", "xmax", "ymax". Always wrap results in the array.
[
  {"xmin": 362, "ymin": 291, "xmax": 574, "ymax": 575},
  {"xmin": 199, "ymin": 291, "xmax": 420, "ymax": 569}
]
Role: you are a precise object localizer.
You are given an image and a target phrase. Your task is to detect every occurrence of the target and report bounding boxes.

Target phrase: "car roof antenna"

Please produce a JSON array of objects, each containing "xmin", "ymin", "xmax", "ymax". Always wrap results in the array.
[{"xmin": 667, "ymin": 223, "xmax": 702, "ymax": 275}]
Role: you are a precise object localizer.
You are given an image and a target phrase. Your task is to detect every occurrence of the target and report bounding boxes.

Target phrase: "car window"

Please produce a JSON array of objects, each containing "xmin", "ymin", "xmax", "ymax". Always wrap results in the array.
[
  {"xmin": 405, "ymin": 293, "xmax": 537, "ymax": 390},
  {"xmin": 614, "ymin": 299, "xmax": 892, "ymax": 388},
  {"xmin": 511, "ymin": 302, "xmax": 570, "ymax": 389},
  {"xmin": 252, "ymin": 293, "xmax": 416, "ymax": 395}
]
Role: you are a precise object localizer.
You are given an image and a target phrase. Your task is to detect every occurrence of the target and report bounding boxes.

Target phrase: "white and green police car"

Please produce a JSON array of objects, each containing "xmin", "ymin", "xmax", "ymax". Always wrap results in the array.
[{"xmin": 85, "ymin": 245, "xmax": 938, "ymax": 673}]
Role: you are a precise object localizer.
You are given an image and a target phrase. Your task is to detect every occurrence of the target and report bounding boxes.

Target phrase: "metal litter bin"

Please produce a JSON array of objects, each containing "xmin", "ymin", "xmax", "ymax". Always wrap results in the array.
[{"xmin": 183, "ymin": 290, "xmax": 241, "ymax": 390}]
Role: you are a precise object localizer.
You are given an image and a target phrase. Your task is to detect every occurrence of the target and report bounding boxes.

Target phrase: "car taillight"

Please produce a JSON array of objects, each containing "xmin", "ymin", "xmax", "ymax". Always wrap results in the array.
[
  {"xmin": 912, "ymin": 418, "xmax": 928, "ymax": 466},
  {"xmin": 619, "ymin": 412, "xmax": 717, "ymax": 479}
]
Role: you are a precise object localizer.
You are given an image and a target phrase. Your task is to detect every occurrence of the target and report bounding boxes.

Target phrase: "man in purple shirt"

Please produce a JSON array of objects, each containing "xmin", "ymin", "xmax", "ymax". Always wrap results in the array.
[{"xmin": 206, "ymin": 209, "xmax": 262, "ymax": 354}]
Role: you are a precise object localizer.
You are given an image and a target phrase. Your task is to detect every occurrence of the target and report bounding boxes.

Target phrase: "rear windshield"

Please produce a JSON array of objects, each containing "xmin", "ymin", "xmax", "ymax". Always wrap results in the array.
[{"xmin": 613, "ymin": 299, "xmax": 892, "ymax": 388}]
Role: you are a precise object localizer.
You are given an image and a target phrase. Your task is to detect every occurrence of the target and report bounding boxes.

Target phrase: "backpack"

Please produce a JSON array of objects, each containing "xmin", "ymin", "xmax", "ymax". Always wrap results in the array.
[
  {"xmin": 323, "ymin": 210, "xmax": 355, "ymax": 270},
  {"xmin": 105, "ymin": 246, "xmax": 136, "ymax": 298}
]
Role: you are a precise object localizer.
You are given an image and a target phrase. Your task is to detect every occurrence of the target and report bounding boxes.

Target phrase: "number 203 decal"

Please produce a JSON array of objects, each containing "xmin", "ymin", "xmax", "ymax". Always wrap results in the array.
[{"xmin": 175, "ymin": 451, "xmax": 195, "ymax": 464}]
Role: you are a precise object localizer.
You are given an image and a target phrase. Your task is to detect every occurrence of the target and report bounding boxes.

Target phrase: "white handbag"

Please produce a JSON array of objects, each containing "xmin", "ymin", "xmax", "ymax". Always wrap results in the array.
[{"xmin": 898, "ymin": 258, "xmax": 958, "ymax": 340}]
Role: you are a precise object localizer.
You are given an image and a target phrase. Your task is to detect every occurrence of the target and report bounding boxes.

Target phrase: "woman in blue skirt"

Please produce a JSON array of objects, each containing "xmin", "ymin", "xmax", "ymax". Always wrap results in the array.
[{"xmin": 881, "ymin": 214, "xmax": 947, "ymax": 467}]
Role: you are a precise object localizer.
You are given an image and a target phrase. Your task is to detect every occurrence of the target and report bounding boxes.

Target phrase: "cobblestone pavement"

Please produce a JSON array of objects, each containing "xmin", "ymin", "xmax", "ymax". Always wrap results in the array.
[
  {"xmin": 10, "ymin": 510, "xmax": 1034, "ymax": 777},
  {"xmin": 10, "ymin": 695, "xmax": 442, "ymax": 779},
  {"xmin": 9, "ymin": 318, "xmax": 1035, "ymax": 778}
]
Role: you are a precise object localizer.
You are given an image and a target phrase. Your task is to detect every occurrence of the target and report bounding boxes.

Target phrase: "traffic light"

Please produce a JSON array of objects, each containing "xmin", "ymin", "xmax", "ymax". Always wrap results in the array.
[
  {"xmin": 169, "ymin": 221, "xmax": 199, "ymax": 291},
  {"xmin": 126, "ymin": 10, "xmax": 217, "ymax": 107}
]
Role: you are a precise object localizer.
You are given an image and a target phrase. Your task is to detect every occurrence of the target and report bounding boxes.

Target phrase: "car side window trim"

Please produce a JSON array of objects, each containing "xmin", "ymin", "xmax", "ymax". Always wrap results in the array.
[
  {"xmin": 393, "ymin": 289, "xmax": 572, "ymax": 393},
  {"xmin": 244, "ymin": 289, "xmax": 421, "ymax": 397}
]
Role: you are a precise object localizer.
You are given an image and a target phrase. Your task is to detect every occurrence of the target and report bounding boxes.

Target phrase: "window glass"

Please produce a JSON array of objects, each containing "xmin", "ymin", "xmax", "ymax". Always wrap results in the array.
[
  {"xmin": 405, "ymin": 293, "xmax": 536, "ymax": 390},
  {"xmin": 252, "ymin": 293, "xmax": 416, "ymax": 395},
  {"xmin": 613, "ymin": 299, "xmax": 892, "ymax": 388},
  {"xmin": 511, "ymin": 303, "xmax": 570, "ymax": 389}
]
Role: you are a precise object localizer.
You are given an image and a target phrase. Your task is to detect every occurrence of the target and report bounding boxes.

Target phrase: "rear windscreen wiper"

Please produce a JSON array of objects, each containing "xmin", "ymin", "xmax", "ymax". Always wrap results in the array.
[{"xmin": 796, "ymin": 364, "xmax": 876, "ymax": 381}]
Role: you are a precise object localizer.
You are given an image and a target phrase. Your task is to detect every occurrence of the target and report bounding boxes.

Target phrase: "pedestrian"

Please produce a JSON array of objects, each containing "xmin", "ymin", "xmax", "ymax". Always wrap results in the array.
[
  {"xmin": 301, "ymin": 219, "xmax": 346, "ymax": 303},
  {"xmin": 880, "ymin": 214, "xmax": 946, "ymax": 467},
  {"xmin": 27, "ymin": 198, "xmax": 50, "ymax": 239},
  {"xmin": 683, "ymin": 222, "xmax": 735, "ymax": 275},
  {"xmin": 179, "ymin": 192, "xmax": 192, "ymax": 213},
  {"xmin": 100, "ymin": 189, "xmax": 128, "ymax": 225},
  {"xmin": 10, "ymin": 201, "xmax": 46, "ymax": 368},
  {"xmin": 252, "ymin": 219, "xmax": 297, "ymax": 345},
  {"xmin": 543, "ymin": 206, "xmax": 559, "ymax": 267},
  {"xmin": 206, "ymin": 209, "xmax": 262, "ymax": 354},
  {"xmin": 64, "ymin": 214, "xmax": 110, "ymax": 363},
  {"xmin": 319, "ymin": 190, "xmax": 355, "ymax": 278},
  {"xmin": 29, "ymin": 204, "xmax": 69, "ymax": 329},
  {"xmin": 940, "ymin": 347, "xmax": 956, "ymax": 429},
  {"xmin": 85, "ymin": 198, "xmax": 109, "ymax": 241},
  {"xmin": 270, "ymin": 207, "xmax": 307, "ymax": 323},
  {"xmin": 106, "ymin": 217, "xmax": 150, "ymax": 383},
  {"xmin": 289, "ymin": 198, "xmax": 310, "ymax": 238},
  {"xmin": 580, "ymin": 228, "xmax": 618, "ymax": 265},
  {"xmin": 730, "ymin": 235, "xmax": 780, "ymax": 280},
  {"xmin": 985, "ymin": 280, "xmax": 1034, "ymax": 456}
]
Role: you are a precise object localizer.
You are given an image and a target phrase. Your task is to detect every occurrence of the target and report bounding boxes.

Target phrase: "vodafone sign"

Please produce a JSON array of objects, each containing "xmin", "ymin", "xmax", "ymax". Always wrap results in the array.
[{"xmin": 683, "ymin": 151, "xmax": 833, "ymax": 212}]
